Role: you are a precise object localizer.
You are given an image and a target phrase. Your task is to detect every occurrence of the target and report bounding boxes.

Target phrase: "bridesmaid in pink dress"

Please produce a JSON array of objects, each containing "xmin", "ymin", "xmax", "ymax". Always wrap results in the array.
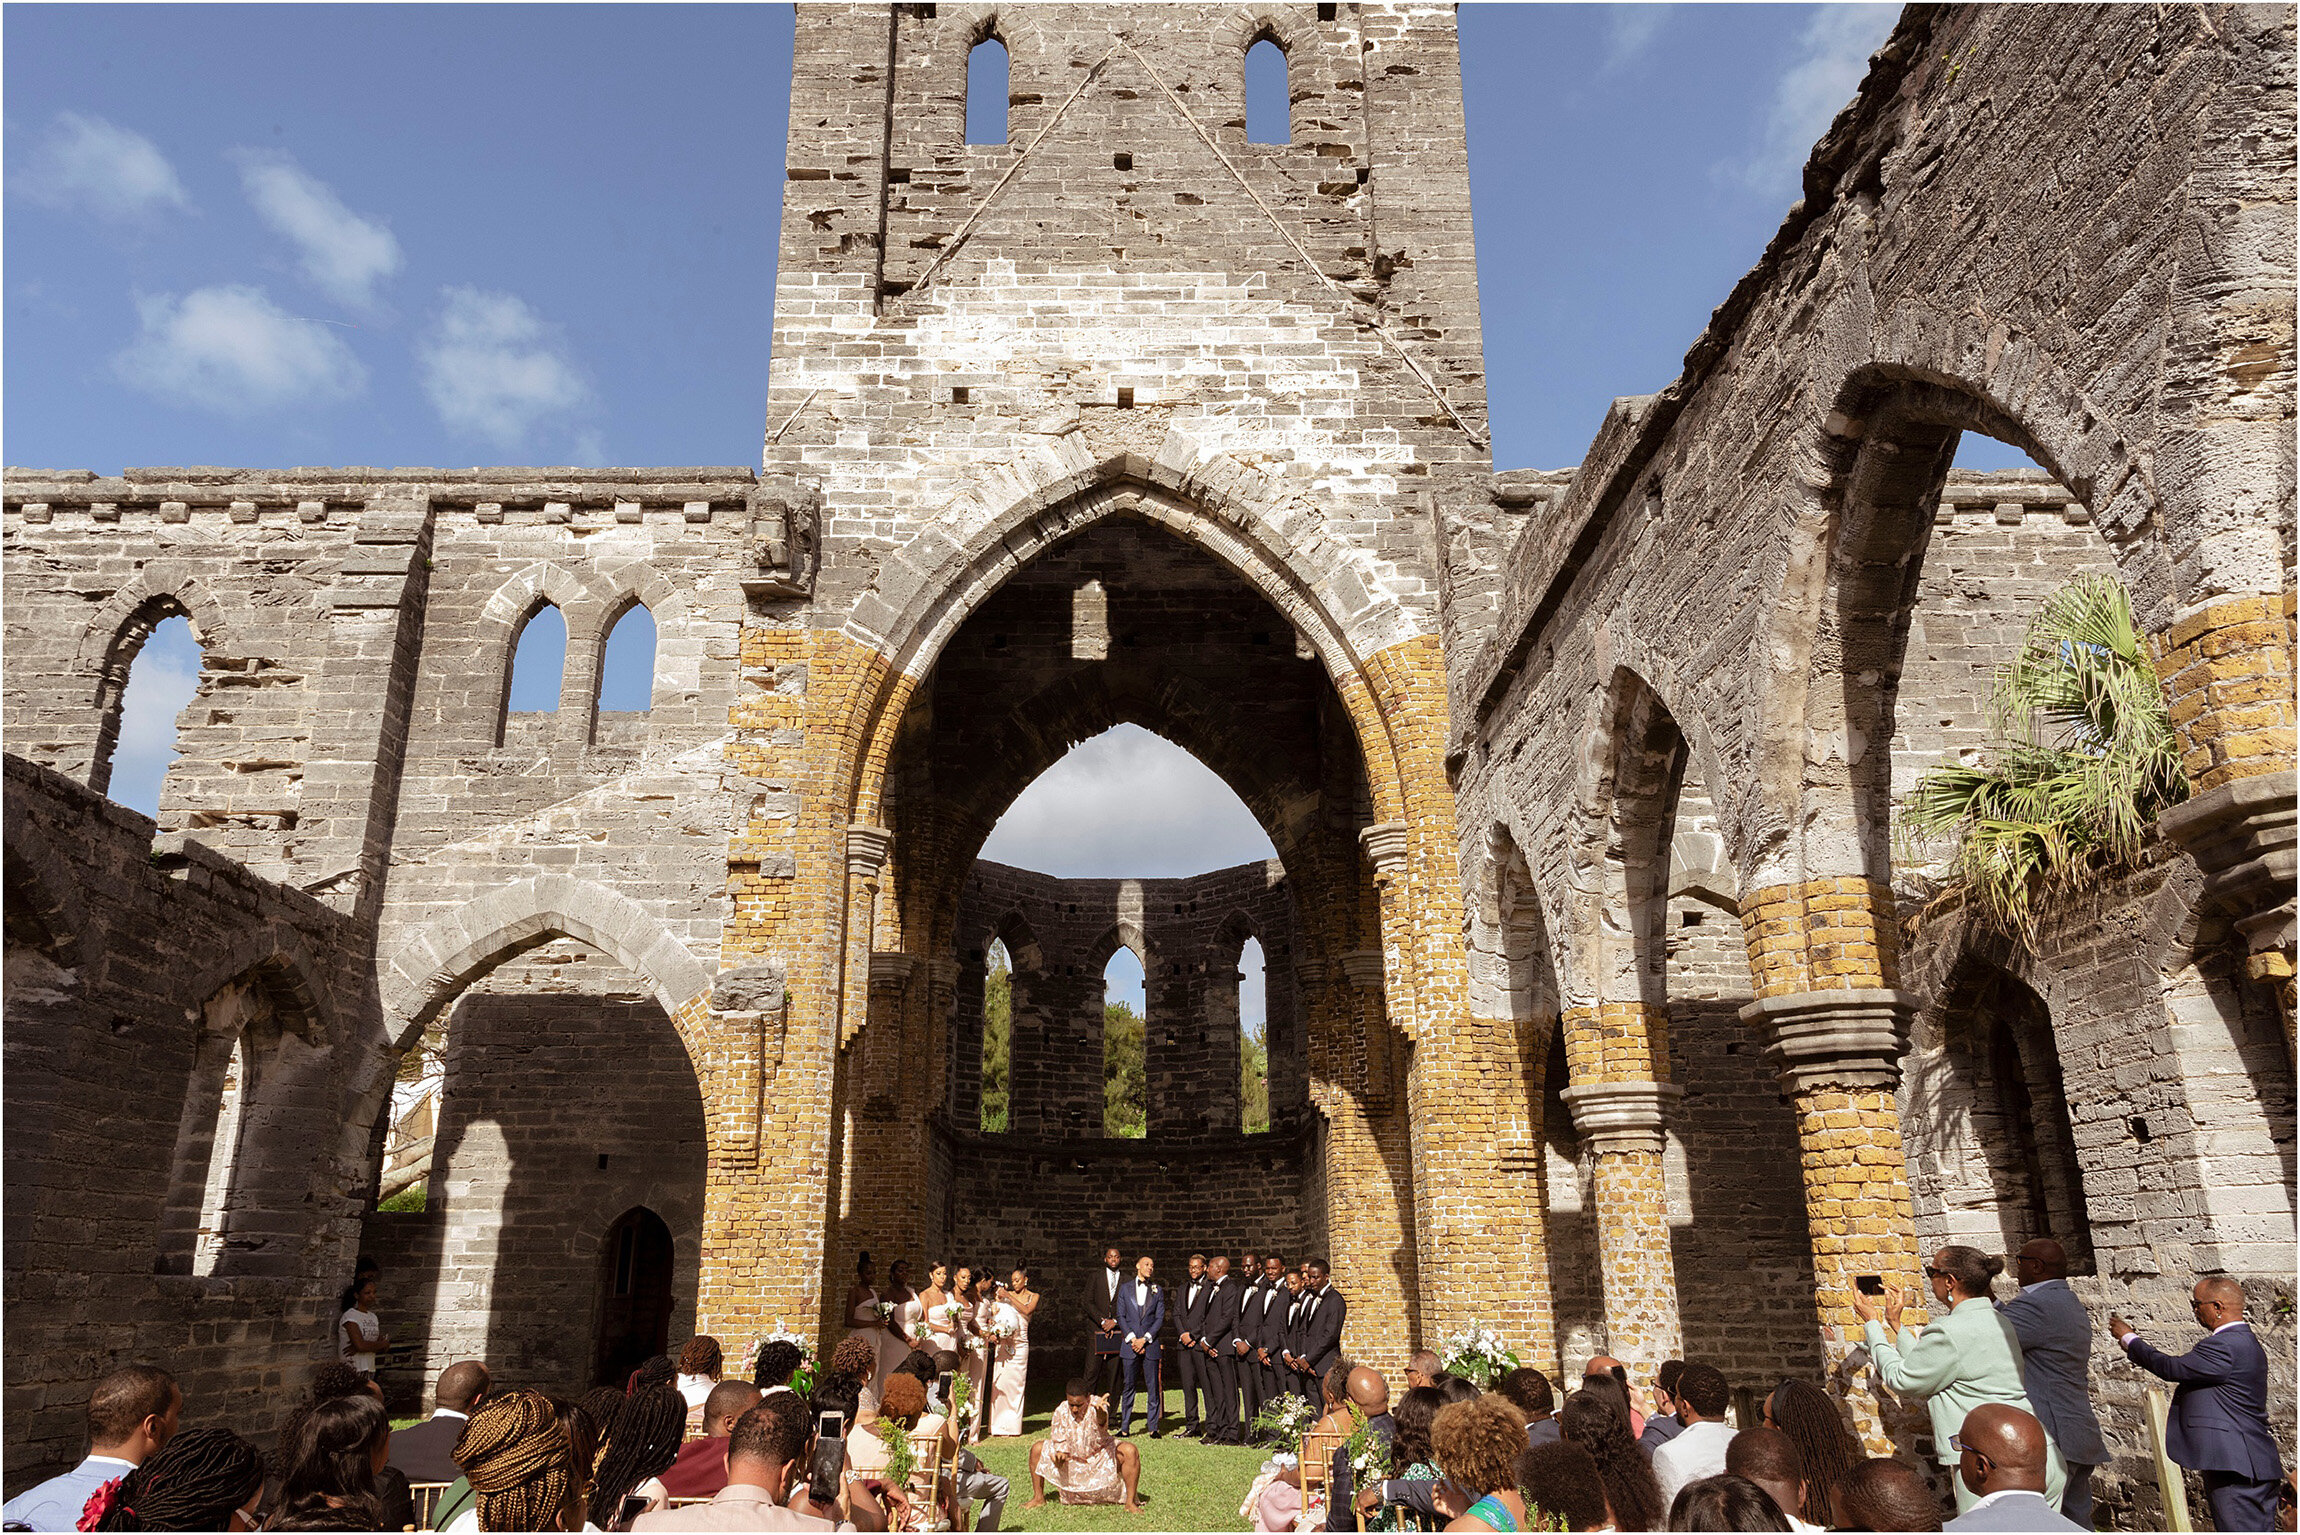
[
  {"xmin": 986, "ymin": 1264, "xmax": 1035, "ymax": 1437},
  {"xmin": 951, "ymin": 1267, "xmax": 990, "ymax": 1441}
]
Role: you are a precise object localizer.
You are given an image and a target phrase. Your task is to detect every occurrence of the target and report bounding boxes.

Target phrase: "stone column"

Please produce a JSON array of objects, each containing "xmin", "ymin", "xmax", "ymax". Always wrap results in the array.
[
  {"xmin": 2160, "ymin": 772, "xmax": 2298, "ymax": 1037},
  {"xmin": 1737, "ymin": 878, "xmax": 1925, "ymax": 1455},
  {"xmin": 1340, "ymin": 949, "xmax": 1394, "ymax": 1110},
  {"xmin": 1559, "ymin": 1021, "xmax": 1683, "ymax": 1364}
]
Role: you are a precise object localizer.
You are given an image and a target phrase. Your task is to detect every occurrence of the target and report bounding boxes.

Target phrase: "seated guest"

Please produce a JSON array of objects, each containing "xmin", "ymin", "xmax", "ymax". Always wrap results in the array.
[
  {"xmin": 1724, "ymin": 1426, "xmax": 1819, "ymax": 1533},
  {"xmin": 1516, "ymin": 1441, "xmax": 1614, "ymax": 1532},
  {"xmin": 444, "ymin": 1389, "xmax": 578, "ymax": 1533},
  {"xmin": 272, "ymin": 1364, "xmax": 412, "ymax": 1533},
  {"xmin": 1585, "ymin": 1359, "xmax": 1645, "ymax": 1437},
  {"xmin": 637, "ymin": 1399, "xmax": 877, "ymax": 1532},
  {"xmin": 1760, "ymin": 1380, "xmax": 1859, "ymax": 1532},
  {"xmin": 588, "ymin": 1385, "xmax": 690, "ymax": 1527},
  {"xmin": 1652, "ymin": 1365, "xmax": 1737, "ymax": 1511},
  {"xmin": 1836, "ymin": 1458, "xmax": 1944, "ymax": 1533},
  {"xmin": 1356, "ymin": 1384, "xmax": 1454, "ymax": 1528},
  {"xmin": 1326, "ymin": 1368, "xmax": 1396, "ymax": 1531},
  {"xmin": 1406, "ymin": 1352, "xmax": 1445, "ymax": 1392},
  {"xmin": 753, "ymin": 1341, "xmax": 807, "ymax": 1402},
  {"xmin": 580, "ymin": 1385, "xmax": 631, "ymax": 1448},
  {"xmin": 275, "ymin": 1394, "xmax": 392, "ymax": 1532},
  {"xmin": 662, "ymin": 1381, "xmax": 766, "ymax": 1501},
  {"xmin": 842, "ymin": 1373, "xmax": 926, "ymax": 1498},
  {"xmin": 390, "ymin": 1360, "xmax": 491, "ymax": 1485},
  {"xmin": 1642, "ymin": 1362, "xmax": 1688, "ymax": 1457},
  {"xmin": 677, "ymin": 1337, "xmax": 726, "ymax": 1421},
  {"xmin": 825, "ymin": 1336, "xmax": 882, "ymax": 1394},
  {"xmin": 1562, "ymin": 1390, "xmax": 1665, "ymax": 1534},
  {"xmin": 0, "ymin": 1364, "xmax": 180, "ymax": 1532},
  {"xmin": 1497, "ymin": 1367, "xmax": 1560, "ymax": 1448},
  {"xmin": 1024, "ymin": 1380, "xmax": 1140, "ymax": 1513},
  {"xmin": 912, "ymin": 1372, "xmax": 1012, "ymax": 1531},
  {"xmin": 1430, "ymin": 1395, "xmax": 1530, "ymax": 1532},
  {"xmin": 1668, "ymin": 1474, "xmax": 1792, "ymax": 1532},
  {"xmin": 630, "ymin": 1355, "xmax": 679, "ymax": 1395},
  {"xmin": 80, "ymin": 1427, "xmax": 265, "ymax": 1533},
  {"xmin": 1942, "ymin": 1405, "xmax": 2085, "ymax": 1532}
]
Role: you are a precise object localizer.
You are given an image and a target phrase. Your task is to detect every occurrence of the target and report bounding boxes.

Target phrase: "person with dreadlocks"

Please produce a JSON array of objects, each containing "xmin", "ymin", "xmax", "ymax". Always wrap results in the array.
[
  {"xmin": 627, "ymin": 1356, "xmax": 677, "ymax": 1396},
  {"xmin": 675, "ymin": 1338, "xmax": 725, "ymax": 1419},
  {"xmin": 78, "ymin": 1427, "xmax": 265, "ymax": 1532},
  {"xmin": 578, "ymin": 1388, "xmax": 629, "ymax": 1463},
  {"xmin": 269, "ymin": 1394, "xmax": 392, "ymax": 1532},
  {"xmin": 588, "ymin": 1384, "xmax": 687, "ymax": 1530},
  {"xmin": 441, "ymin": 1389, "xmax": 580, "ymax": 1533}
]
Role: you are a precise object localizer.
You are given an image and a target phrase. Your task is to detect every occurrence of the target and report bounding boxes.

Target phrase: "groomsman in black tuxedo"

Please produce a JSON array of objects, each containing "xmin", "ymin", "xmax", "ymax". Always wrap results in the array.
[
  {"xmin": 1201, "ymin": 1255, "xmax": 1243, "ymax": 1443},
  {"xmin": 1081, "ymin": 1244, "xmax": 1125, "ymax": 1397},
  {"xmin": 1279, "ymin": 1263, "xmax": 1314, "ymax": 1401},
  {"xmin": 1299, "ymin": 1257, "xmax": 1347, "ymax": 1386},
  {"xmin": 1235, "ymin": 1253, "xmax": 1268, "ymax": 1433},
  {"xmin": 1174, "ymin": 1253, "xmax": 1211, "ymax": 1438}
]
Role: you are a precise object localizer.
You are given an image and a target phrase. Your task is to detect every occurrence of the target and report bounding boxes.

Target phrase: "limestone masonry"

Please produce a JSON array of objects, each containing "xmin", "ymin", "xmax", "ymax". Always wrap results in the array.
[{"xmin": 4, "ymin": 5, "xmax": 2293, "ymax": 1527}]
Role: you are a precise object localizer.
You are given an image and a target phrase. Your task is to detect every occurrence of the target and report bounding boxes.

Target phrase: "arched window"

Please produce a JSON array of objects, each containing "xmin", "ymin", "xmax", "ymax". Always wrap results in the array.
[
  {"xmin": 1245, "ymin": 37, "xmax": 1289, "ymax": 145},
  {"xmin": 1239, "ymin": 935, "xmax": 1269, "ymax": 1133},
  {"xmin": 598, "ymin": 603, "xmax": 657, "ymax": 713},
  {"xmin": 501, "ymin": 602, "xmax": 568, "ymax": 744},
  {"xmin": 1103, "ymin": 944, "xmax": 1146, "ymax": 1138},
  {"xmin": 981, "ymin": 938, "xmax": 1012, "ymax": 1133},
  {"xmin": 966, "ymin": 36, "xmax": 1010, "ymax": 145},
  {"xmin": 98, "ymin": 611, "xmax": 203, "ymax": 816},
  {"xmin": 1936, "ymin": 964, "xmax": 2094, "ymax": 1270}
]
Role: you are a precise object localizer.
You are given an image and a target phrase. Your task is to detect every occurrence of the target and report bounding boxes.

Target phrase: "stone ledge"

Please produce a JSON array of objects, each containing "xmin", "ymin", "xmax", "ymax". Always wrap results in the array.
[{"xmin": 1738, "ymin": 988, "xmax": 1919, "ymax": 1094}]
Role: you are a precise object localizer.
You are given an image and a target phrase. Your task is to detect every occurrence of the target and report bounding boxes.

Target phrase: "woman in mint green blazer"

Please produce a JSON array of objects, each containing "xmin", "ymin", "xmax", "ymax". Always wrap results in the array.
[{"xmin": 1852, "ymin": 1245, "xmax": 2067, "ymax": 1513}]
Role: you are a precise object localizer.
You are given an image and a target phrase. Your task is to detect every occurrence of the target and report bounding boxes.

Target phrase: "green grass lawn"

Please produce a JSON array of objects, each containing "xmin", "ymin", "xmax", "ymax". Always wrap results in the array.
[{"xmin": 967, "ymin": 1380, "xmax": 1270, "ymax": 1532}]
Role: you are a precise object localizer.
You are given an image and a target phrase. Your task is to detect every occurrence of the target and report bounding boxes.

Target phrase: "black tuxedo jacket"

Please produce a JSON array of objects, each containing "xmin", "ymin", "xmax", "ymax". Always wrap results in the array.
[
  {"xmin": 1085, "ymin": 1265, "xmax": 1123, "ymax": 1351},
  {"xmin": 1179, "ymin": 1274, "xmax": 1213, "ymax": 1340},
  {"xmin": 1282, "ymin": 1292, "xmax": 1310, "ymax": 1364},
  {"xmin": 1301, "ymin": 1284, "xmax": 1346, "ymax": 1376},
  {"xmin": 1203, "ymin": 1275, "xmax": 1240, "ymax": 1351},
  {"xmin": 1248, "ymin": 1281, "xmax": 1283, "ymax": 1352}
]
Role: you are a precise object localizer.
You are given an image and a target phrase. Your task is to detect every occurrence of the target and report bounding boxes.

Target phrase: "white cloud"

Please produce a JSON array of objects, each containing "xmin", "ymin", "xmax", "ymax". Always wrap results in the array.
[
  {"xmin": 1604, "ymin": 4, "xmax": 1672, "ymax": 69},
  {"xmin": 17, "ymin": 112, "xmax": 191, "ymax": 220},
  {"xmin": 233, "ymin": 150, "xmax": 403, "ymax": 308},
  {"xmin": 106, "ymin": 616, "xmax": 203, "ymax": 818},
  {"xmin": 115, "ymin": 284, "xmax": 366, "ymax": 413},
  {"xmin": 977, "ymin": 724, "xmax": 1278, "ymax": 880},
  {"xmin": 1720, "ymin": 4, "xmax": 1900, "ymax": 198},
  {"xmin": 417, "ymin": 286, "xmax": 592, "ymax": 447}
]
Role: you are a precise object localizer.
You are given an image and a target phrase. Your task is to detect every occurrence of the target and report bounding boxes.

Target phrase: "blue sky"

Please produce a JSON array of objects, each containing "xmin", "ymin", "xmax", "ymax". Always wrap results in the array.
[{"xmin": 19, "ymin": 3, "xmax": 2029, "ymax": 905}]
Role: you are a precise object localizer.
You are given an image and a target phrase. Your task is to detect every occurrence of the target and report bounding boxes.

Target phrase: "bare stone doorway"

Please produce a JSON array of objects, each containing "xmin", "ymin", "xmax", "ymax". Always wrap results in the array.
[{"xmin": 594, "ymin": 1207, "xmax": 675, "ymax": 1388}]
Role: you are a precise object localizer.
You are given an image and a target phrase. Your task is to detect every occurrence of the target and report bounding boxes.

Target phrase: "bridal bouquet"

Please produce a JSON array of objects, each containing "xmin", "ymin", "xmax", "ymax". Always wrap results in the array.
[
  {"xmin": 982, "ymin": 1307, "xmax": 1020, "ymax": 1343},
  {"xmin": 874, "ymin": 1300, "xmax": 896, "ymax": 1327},
  {"xmin": 1437, "ymin": 1324, "xmax": 1520, "ymax": 1389}
]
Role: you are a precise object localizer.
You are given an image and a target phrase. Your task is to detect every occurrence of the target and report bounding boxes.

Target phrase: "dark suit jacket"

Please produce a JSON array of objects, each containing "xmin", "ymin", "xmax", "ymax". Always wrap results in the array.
[
  {"xmin": 1283, "ymin": 1293, "xmax": 1310, "ymax": 1368},
  {"xmin": 1251, "ymin": 1282, "xmax": 1285, "ymax": 1355},
  {"xmin": 1116, "ymin": 1278, "xmax": 1165, "ymax": 1360},
  {"xmin": 1326, "ymin": 1411, "xmax": 1396, "ymax": 1531},
  {"xmin": 1203, "ymin": 1276, "xmax": 1240, "ymax": 1353},
  {"xmin": 2127, "ymin": 1322, "xmax": 2283, "ymax": 1479},
  {"xmin": 1301, "ymin": 1285, "xmax": 1346, "ymax": 1377},
  {"xmin": 387, "ymin": 1411, "xmax": 468, "ymax": 1484},
  {"xmin": 1179, "ymin": 1274, "xmax": 1213, "ymax": 1344},
  {"xmin": 1085, "ymin": 1265, "xmax": 1123, "ymax": 1353}
]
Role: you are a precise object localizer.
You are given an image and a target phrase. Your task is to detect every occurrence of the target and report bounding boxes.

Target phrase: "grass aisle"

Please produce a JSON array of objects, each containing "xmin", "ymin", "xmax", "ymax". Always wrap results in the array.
[{"xmin": 969, "ymin": 1383, "xmax": 1265, "ymax": 1533}]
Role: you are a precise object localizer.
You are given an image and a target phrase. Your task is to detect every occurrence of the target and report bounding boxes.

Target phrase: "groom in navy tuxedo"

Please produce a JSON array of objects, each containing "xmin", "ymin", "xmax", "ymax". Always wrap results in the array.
[{"xmin": 1116, "ymin": 1253, "xmax": 1166, "ymax": 1438}]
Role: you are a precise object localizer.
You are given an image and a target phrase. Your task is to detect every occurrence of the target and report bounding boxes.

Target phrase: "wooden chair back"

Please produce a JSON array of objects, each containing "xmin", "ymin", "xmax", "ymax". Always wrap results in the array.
[
  {"xmin": 407, "ymin": 1481, "xmax": 452, "ymax": 1530},
  {"xmin": 1298, "ymin": 1427, "xmax": 1346, "ymax": 1533},
  {"xmin": 906, "ymin": 1426, "xmax": 965, "ymax": 1532}
]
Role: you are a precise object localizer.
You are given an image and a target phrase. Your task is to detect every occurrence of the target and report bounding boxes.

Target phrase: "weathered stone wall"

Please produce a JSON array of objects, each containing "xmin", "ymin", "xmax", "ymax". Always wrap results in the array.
[
  {"xmin": 362, "ymin": 946, "xmax": 710, "ymax": 1406},
  {"xmin": 2, "ymin": 756, "xmax": 373, "ymax": 1490}
]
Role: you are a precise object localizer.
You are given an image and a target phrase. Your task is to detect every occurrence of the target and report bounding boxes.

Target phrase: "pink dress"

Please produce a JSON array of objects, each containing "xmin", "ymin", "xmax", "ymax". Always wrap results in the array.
[
  {"xmin": 961, "ymin": 1301, "xmax": 992, "ymax": 1440},
  {"xmin": 1041, "ymin": 1400, "xmax": 1122, "ymax": 1504},
  {"xmin": 987, "ymin": 1296, "xmax": 1028, "ymax": 1437}
]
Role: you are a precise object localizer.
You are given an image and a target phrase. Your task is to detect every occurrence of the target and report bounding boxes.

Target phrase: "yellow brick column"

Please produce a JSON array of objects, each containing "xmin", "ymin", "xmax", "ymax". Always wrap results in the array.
[
  {"xmin": 1559, "ymin": 1004, "xmax": 1683, "ymax": 1365},
  {"xmin": 2154, "ymin": 593, "xmax": 2298, "ymax": 1032},
  {"xmin": 1737, "ymin": 877, "xmax": 1924, "ymax": 1455}
]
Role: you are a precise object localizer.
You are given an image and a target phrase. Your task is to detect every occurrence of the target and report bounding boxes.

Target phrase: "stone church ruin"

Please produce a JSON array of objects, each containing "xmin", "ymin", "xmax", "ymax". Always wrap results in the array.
[{"xmin": 4, "ymin": 4, "xmax": 2292, "ymax": 1524}]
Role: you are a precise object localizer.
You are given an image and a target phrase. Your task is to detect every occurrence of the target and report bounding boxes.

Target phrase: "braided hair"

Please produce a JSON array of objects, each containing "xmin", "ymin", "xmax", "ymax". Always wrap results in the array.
[
  {"xmin": 826, "ymin": 1335, "xmax": 879, "ymax": 1386},
  {"xmin": 1765, "ymin": 1379, "xmax": 1859, "ymax": 1526},
  {"xmin": 586, "ymin": 1384, "xmax": 685, "ymax": 1528},
  {"xmin": 454, "ymin": 1389, "xmax": 575, "ymax": 1533},
  {"xmin": 85, "ymin": 1427, "xmax": 264, "ymax": 1531},
  {"xmin": 627, "ymin": 1354, "xmax": 676, "ymax": 1394},
  {"xmin": 577, "ymin": 1387, "xmax": 628, "ymax": 1458},
  {"xmin": 678, "ymin": 1336, "xmax": 723, "ymax": 1378}
]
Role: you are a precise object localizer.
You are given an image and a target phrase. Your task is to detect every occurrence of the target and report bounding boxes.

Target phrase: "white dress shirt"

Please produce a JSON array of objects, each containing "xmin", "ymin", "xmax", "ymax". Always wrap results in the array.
[{"xmin": 1128, "ymin": 1279, "xmax": 1151, "ymax": 1341}]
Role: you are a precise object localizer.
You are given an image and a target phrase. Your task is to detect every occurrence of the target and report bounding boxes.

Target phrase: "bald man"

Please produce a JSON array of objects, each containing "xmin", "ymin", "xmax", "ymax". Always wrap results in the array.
[
  {"xmin": 1998, "ymin": 1239, "xmax": 2107, "ymax": 1524},
  {"xmin": 2113, "ymin": 1279, "xmax": 2285, "ymax": 1532},
  {"xmin": 1320, "ymin": 1368, "xmax": 1395, "ymax": 1531},
  {"xmin": 1943, "ymin": 1404, "xmax": 2084, "ymax": 1531}
]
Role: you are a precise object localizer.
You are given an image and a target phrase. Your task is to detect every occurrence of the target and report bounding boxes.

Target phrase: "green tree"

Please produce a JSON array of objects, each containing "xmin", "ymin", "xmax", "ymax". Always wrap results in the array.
[
  {"xmin": 1901, "ymin": 572, "xmax": 2187, "ymax": 940},
  {"xmin": 1104, "ymin": 1000, "xmax": 1146, "ymax": 1138},
  {"xmin": 1241, "ymin": 1021, "xmax": 1270, "ymax": 1134},
  {"xmin": 980, "ymin": 945, "xmax": 1011, "ymax": 1133}
]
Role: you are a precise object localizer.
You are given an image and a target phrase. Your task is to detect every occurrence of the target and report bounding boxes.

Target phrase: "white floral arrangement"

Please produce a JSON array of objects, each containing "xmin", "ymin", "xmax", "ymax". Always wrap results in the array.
[
  {"xmin": 982, "ymin": 1307, "xmax": 1020, "ymax": 1342},
  {"xmin": 875, "ymin": 1299, "xmax": 896, "ymax": 1326},
  {"xmin": 1437, "ymin": 1324, "xmax": 1520, "ymax": 1389},
  {"xmin": 750, "ymin": 1320, "xmax": 820, "ymax": 1395}
]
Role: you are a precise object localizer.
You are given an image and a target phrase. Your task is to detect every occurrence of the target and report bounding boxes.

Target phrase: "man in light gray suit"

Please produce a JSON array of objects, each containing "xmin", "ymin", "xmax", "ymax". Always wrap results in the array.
[
  {"xmin": 1944, "ymin": 1405, "xmax": 2086, "ymax": 1532},
  {"xmin": 2000, "ymin": 1239, "xmax": 2109, "ymax": 1525}
]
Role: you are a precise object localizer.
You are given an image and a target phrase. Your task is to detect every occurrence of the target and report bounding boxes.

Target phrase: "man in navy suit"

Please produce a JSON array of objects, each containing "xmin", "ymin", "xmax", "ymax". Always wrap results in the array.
[
  {"xmin": 2000, "ymin": 1239, "xmax": 2109, "ymax": 1525},
  {"xmin": 2111, "ymin": 1277, "xmax": 2286, "ymax": 1532},
  {"xmin": 1116, "ymin": 1253, "xmax": 1166, "ymax": 1438}
]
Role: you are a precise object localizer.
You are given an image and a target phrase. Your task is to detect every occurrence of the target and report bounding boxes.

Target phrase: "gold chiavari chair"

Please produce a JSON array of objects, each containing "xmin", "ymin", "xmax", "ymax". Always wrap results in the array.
[{"xmin": 407, "ymin": 1481, "xmax": 452, "ymax": 1531}]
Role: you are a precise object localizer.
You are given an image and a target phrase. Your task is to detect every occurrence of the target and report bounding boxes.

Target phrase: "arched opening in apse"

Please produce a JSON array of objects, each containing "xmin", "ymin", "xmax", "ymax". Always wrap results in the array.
[
  {"xmin": 103, "ymin": 613, "xmax": 203, "ymax": 817},
  {"xmin": 980, "ymin": 937, "xmax": 1013, "ymax": 1133},
  {"xmin": 598, "ymin": 604, "xmax": 656, "ymax": 712},
  {"xmin": 966, "ymin": 36, "xmax": 1010, "ymax": 145},
  {"xmin": 1239, "ymin": 935, "xmax": 1269, "ymax": 1133},
  {"xmin": 1103, "ymin": 943, "xmax": 1147, "ymax": 1139},
  {"xmin": 1245, "ymin": 37, "xmax": 1290, "ymax": 144},
  {"xmin": 501, "ymin": 603, "xmax": 568, "ymax": 745}
]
